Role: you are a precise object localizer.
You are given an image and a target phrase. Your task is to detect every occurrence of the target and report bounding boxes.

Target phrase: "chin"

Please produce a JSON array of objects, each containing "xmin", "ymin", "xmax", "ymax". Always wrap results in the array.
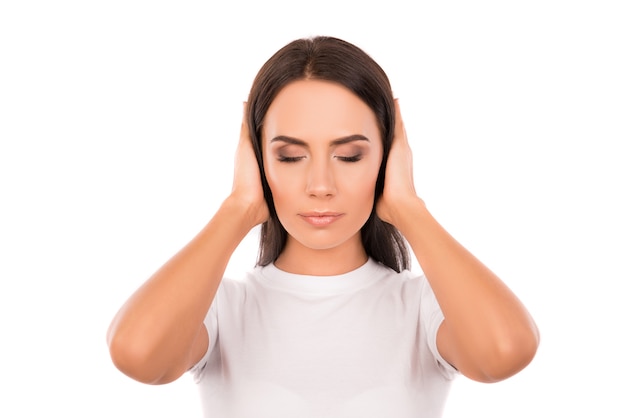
[{"xmin": 285, "ymin": 229, "xmax": 362, "ymax": 254}]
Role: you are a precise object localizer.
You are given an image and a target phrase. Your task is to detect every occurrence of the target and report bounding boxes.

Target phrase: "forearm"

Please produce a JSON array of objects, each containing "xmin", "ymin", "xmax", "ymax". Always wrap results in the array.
[
  {"xmin": 107, "ymin": 197, "xmax": 257, "ymax": 383},
  {"xmin": 393, "ymin": 196, "xmax": 539, "ymax": 381}
]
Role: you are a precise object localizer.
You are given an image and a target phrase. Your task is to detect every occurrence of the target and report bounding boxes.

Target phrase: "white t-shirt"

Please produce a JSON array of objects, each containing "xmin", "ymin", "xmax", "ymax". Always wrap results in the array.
[{"xmin": 190, "ymin": 258, "xmax": 457, "ymax": 418}]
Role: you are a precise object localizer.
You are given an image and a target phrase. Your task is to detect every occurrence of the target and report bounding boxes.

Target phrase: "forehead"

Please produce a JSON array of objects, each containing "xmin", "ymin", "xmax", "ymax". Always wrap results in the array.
[{"xmin": 263, "ymin": 79, "xmax": 380, "ymax": 143}]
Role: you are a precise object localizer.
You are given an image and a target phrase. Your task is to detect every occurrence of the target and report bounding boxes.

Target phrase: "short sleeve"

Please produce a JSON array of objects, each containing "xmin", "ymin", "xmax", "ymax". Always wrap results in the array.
[
  {"xmin": 419, "ymin": 276, "xmax": 458, "ymax": 379},
  {"xmin": 188, "ymin": 285, "xmax": 220, "ymax": 382}
]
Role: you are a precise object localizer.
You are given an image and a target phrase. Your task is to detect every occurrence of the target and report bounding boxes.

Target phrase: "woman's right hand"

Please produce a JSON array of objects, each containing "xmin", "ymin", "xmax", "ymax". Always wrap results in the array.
[
  {"xmin": 107, "ymin": 103, "xmax": 270, "ymax": 384},
  {"xmin": 229, "ymin": 102, "xmax": 270, "ymax": 227}
]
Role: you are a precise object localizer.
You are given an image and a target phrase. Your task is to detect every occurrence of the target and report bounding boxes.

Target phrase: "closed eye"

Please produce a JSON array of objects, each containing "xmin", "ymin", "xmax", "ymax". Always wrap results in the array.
[
  {"xmin": 277, "ymin": 155, "xmax": 305, "ymax": 163},
  {"xmin": 336, "ymin": 154, "xmax": 362, "ymax": 162}
]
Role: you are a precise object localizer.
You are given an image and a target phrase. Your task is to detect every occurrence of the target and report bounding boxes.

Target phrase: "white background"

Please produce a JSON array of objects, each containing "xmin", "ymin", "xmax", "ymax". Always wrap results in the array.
[{"xmin": 1, "ymin": 1, "xmax": 625, "ymax": 416}]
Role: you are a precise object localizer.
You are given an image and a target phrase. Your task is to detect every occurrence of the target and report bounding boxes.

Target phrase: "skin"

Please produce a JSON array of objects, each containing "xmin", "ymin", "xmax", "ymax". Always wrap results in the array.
[
  {"xmin": 378, "ymin": 100, "xmax": 539, "ymax": 382},
  {"xmin": 262, "ymin": 79, "xmax": 383, "ymax": 275},
  {"xmin": 107, "ymin": 79, "xmax": 539, "ymax": 386}
]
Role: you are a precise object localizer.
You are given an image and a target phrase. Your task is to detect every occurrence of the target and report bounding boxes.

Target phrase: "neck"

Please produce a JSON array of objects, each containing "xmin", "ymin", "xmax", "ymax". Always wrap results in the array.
[{"xmin": 274, "ymin": 236, "xmax": 368, "ymax": 276}]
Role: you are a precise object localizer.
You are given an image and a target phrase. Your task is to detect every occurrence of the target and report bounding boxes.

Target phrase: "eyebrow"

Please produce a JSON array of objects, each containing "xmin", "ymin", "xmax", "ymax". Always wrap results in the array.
[{"xmin": 270, "ymin": 134, "xmax": 370, "ymax": 147}]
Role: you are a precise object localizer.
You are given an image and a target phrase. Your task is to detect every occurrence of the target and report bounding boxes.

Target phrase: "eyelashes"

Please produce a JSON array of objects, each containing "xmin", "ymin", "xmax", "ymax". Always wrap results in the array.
[
  {"xmin": 337, "ymin": 154, "xmax": 362, "ymax": 162},
  {"xmin": 277, "ymin": 154, "xmax": 363, "ymax": 163},
  {"xmin": 277, "ymin": 155, "xmax": 305, "ymax": 163}
]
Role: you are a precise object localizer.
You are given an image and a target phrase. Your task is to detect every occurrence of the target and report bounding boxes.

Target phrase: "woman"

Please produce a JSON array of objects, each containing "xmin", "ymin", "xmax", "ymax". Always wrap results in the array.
[{"xmin": 107, "ymin": 36, "xmax": 539, "ymax": 417}]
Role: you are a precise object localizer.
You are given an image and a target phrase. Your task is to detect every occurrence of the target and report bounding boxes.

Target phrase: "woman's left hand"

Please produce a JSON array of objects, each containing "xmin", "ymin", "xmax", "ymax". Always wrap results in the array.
[
  {"xmin": 376, "ymin": 99, "xmax": 423, "ymax": 226},
  {"xmin": 377, "ymin": 102, "xmax": 539, "ymax": 383}
]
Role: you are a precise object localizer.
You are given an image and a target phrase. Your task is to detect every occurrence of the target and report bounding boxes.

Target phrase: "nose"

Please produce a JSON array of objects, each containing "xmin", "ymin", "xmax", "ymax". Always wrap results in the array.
[{"xmin": 305, "ymin": 158, "xmax": 337, "ymax": 198}]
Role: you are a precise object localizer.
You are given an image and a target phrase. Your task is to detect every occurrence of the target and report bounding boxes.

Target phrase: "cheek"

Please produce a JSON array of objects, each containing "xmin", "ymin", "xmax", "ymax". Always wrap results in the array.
[
  {"xmin": 263, "ymin": 148, "xmax": 281, "ymax": 196},
  {"xmin": 335, "ymin": 166, "xmax": 381, "ymax": 213},
  {"xmin": 355, "ymin": 171, "xmax": 379, "ymax": 202},
  {"xmin": 264, "ymin": 163, "xmax": 297, "ymax": 207},
  {"xmin": 353, "ymin": 157, "xmax": 382, "ymax": 195}
]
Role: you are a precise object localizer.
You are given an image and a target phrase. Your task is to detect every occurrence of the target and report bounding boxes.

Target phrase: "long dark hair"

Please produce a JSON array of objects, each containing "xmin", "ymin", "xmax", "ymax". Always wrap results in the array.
[{"xmin": 247, "ymin": 36, "xmax": 410, "ymax": 273}]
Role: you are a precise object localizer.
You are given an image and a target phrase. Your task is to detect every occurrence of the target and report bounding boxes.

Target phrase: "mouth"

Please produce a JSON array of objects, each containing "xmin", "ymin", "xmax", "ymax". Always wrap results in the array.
[{"xmin": 298, "ymin": 212, "xmax": 344, "ymax": 227}]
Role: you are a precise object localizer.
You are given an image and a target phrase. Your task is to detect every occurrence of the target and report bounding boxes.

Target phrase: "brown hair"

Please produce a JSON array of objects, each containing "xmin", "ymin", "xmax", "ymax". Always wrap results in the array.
[{"xmin": 246, "ymin": 36, "xmax": 410, "ymax": 273}]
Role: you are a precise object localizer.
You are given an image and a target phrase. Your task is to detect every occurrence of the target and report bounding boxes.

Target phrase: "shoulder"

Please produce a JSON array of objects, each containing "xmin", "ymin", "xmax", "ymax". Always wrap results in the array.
[
  {"xmin": 214, "ymin": 266, "xmax": 267, "ymax": 301},
  {"xmin": 373, "ymin": 261, "xmax": 429, "ymax": 290}
]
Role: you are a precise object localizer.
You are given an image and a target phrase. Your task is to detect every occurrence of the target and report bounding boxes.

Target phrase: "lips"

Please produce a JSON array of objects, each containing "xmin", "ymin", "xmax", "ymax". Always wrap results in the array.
[{"xmin": 298, "ymin": 211, "xmax": 344, "ymax": 227}]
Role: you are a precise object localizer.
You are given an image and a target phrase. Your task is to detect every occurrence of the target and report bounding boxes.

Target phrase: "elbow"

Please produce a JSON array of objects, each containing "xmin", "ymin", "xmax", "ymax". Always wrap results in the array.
[
  {"xmin": 107, "ymin": 327, "xmax": 179, "ymax": 385},
  {"xmin": 475, "ymin": 326, "xmax": 540, "ymax": 383},
  {"xmin": 107, "ymin": 331, "xmax": 158, "ymax": 384}
]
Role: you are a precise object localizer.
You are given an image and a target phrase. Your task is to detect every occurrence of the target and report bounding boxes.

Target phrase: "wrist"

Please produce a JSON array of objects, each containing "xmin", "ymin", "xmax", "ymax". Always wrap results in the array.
[
  {"xmin": 381, "ymin": 194, "xmax": 426, "ymax": 226},
  {"xmin": 221, "ymin": 195, "xmax": 268, "ymax": 231}
]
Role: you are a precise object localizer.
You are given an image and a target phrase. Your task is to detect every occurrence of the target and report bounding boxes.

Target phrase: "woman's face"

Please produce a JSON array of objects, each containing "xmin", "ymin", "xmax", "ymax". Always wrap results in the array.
[{"xmin": 262, "ymin": 79, "xmax": 383, "ymax": 262}]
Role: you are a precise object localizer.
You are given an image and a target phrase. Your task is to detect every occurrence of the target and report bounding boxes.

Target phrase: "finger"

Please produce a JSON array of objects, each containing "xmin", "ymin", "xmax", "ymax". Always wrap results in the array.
[
  {"xmin": 240, "ymin": 101, "xmax": 250, "ymax": 140},
  {"xmin": 393, "ymin": 98, "xmax": 410, "ymax": 147}
]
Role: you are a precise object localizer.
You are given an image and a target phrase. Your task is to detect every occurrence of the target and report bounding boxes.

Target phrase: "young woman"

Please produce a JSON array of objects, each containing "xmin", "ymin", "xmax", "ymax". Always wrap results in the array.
[{"xmin": 107, "ymin": 36, "xmax": 539, "ymax": 417}]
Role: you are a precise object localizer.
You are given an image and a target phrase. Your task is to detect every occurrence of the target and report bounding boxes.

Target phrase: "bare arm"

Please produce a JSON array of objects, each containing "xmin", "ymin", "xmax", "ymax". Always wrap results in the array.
[
  {"xmin": 106, "ymin": 105, "xmax": 268, "ymax": 384},
  {"xmin": 377, "ymin": 101, "xmax": 540, "ymax": 383}
]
